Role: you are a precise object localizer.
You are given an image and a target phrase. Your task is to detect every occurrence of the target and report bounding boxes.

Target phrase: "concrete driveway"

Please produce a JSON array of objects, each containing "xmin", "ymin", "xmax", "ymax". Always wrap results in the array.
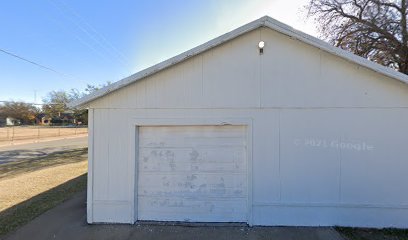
[{"xmin": 4, "ymin": 191, "xmax": 345, "ymax": 240}]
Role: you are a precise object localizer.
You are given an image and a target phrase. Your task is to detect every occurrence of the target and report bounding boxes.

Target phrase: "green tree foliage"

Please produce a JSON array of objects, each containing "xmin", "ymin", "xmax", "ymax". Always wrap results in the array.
[
  {"xmin": 0, "ymin": 101, "xmax": 39, "ymax": 125},
  {"xmin": 42, "ymin": 91, "xmax": 70, "ymax": 118},
  {"xmin": 41, "ymin": 82, "xmax": 110, "ymax": 125}
]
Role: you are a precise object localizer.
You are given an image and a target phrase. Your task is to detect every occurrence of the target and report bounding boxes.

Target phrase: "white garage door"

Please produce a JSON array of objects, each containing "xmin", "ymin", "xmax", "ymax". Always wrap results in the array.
[{"xmin": 137, "ymin": 125, "xmax": 248, "ymax": 222}]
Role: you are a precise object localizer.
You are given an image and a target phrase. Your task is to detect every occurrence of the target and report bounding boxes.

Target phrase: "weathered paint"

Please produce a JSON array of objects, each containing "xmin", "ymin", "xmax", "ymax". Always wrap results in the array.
[
  {"xmin": 85, "ymin": 23, "xmax": 408, "ymax": 227},
  {"xmin": 137, "ymin": 125, "xmax": 247, "ymax": 222}
]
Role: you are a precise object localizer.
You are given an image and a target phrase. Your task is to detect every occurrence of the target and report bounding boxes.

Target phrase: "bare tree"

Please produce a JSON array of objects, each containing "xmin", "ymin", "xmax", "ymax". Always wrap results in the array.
[{"xmin": 306, "ymin": 0, "xmax": 408, "ymax": 74}]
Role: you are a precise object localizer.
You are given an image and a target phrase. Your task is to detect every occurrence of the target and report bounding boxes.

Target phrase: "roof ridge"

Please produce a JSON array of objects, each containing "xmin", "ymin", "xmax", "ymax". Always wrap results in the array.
[{"xmin": 70, "ymin": 15, "xmax": 408, "ymax": 108}]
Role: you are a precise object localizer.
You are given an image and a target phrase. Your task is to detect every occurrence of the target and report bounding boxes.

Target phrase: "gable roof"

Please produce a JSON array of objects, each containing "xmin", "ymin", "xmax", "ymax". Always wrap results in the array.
[{"xmin": 70, "ymin": 16, "xmax": 408, "ymax": 108}]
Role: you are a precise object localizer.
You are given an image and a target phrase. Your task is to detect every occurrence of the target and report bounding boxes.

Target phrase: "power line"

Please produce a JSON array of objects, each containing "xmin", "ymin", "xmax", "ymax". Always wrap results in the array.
[
  {"xmin": 0, "ymin": 100, "xmax": 67, "ymax": 106},
  {"xmin": 0, "ymin": 48, "xmax": 65, "ymax": 76},
  {"xmin": 44, "ymin": 8, "xmax": 112, "ymax": 64},
  {"xmin": 49, "ymin": 0, "xmax": 133, "ymax": 72},
  {"xmin": 48, "ymin": 0, "xmax": 111, "ymax": 61},
  {"xmin": 0, "ymin": 48, "xmax": 84, "ymax": 83},
  {"xmin": 57, "ymin": 0, "xmax": 132, "ymax": 69}
]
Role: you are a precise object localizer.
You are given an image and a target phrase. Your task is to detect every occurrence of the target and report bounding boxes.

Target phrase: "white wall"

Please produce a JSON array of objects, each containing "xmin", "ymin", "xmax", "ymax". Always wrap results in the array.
[
  {"xmin": 90, "ymin": 29, "xmax": 408, "ymax": 109},
  {"xmin": 87, "ymin": 28, "xmax": 408, "ymax": 227}
]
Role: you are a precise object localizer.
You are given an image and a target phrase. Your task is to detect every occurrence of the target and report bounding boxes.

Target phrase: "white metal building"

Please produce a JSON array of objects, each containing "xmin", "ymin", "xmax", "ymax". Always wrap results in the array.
[{"xmin": 71, "ymin": 16, "xmax": 408, "ymax": 228}]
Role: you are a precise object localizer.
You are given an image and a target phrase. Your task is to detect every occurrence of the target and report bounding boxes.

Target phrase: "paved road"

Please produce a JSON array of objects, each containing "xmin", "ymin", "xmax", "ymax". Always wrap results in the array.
[
  {"xmin": 0, "ymin": 136, "xmax": 88, "ymax": 164},
  {"xmin": 4, "ymin": 191, "xmax": 345, "ymax": 240}
]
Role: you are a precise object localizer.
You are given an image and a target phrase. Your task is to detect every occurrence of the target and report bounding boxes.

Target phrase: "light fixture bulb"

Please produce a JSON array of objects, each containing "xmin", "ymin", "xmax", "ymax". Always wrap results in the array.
[{"xmin": 258, "ymin": 41, "xmax": 265, "ymax": 49}]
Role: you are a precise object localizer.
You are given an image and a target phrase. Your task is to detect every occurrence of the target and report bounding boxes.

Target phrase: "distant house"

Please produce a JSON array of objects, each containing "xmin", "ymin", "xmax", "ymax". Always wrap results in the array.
[
  {"xmin": 53, "ymin": 111, "xmax": 76, "ymax": 125},
  {"xmin": 42, "ymin": 117, "xmax": 51, "ymax": 125},
  {"xmin": 6, "ymin": 117, "xmax": 21, "ymax": 126},
  {"xmin": 36, "ymin": 113, "xmax": 51, "ymax": 125},
  {"xmin": 37, "ymin": 111, "xmax": 76, "ymax": 126},
  {"xmin": 0, "ymin": 117, "xmax": 21, "ymax": 126}
]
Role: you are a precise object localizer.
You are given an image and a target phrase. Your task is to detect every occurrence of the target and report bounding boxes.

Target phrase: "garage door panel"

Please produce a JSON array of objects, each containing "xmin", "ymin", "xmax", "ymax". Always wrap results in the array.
[
  {"xmin": 137, "ymin": 125, "xmax": 248, "ymax": 222},
  {"xmin": 139, "ymin": 137, "xmax": 246, "ymax": 148},
  {"xmin": 139, "ymin": 126, "xmax": 246, "ymax": 148},
  {"xmin": 138, "ymin": 173, "xmax": 247, "ymax": 198},
  {"xmin": 139, "ymin": 147, "xmax": 247, "ymax": 173},
  {"xmin": 138, "ymin": 196, "xmax": 247, "ymax": 222},
  {"xmin": 140, "ymin": 125, "xmax": 246, "ymax": 137}
]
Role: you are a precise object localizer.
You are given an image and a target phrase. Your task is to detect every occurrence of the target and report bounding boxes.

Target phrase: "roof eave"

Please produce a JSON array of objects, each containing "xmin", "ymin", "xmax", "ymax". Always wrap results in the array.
[
  {"xmin": 69, "ymin": 15, "xmax": 408, "ymax": 108},
  {"xmin": 69, "ymin": 17, "xmax": 267, "ymax": 108},
  {"xmin": 262, "ymin": 18, "xmax": 408, "ymax": 85}
]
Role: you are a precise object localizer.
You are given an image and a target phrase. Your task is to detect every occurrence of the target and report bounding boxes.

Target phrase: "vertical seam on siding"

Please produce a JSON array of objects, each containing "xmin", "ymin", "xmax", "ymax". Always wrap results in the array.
[
  {"xmin": 259, "ymin": 28, "xmax": 262, "ymax": 108},
  {"xmin": 319, "ymin": 49, "xmax": 323, "ymax": 84},
  {"xmin": 90, "ymin": 109, "xmax": 95, "ymax": 222},
  {"xmin": 278, "ymin": 109, "xmax": 282, "ymax": 201},
  {"xmin": 201, "ymin": 55, "xmax": 204, "ymax": 102},
  {"xmin": 107, "ymin": 109, "xmax": 110, "ymax": 198},
  {"xmin": 338, "ymin": 141, "xmax": 343, "ymax": 203},
  {"xmin": 134, "ymin": 125, "xmax": 138, "ymax": 222}
]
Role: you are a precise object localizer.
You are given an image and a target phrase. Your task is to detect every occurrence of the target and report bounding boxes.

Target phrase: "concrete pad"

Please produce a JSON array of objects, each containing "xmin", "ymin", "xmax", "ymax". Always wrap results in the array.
[{"xmin": 4, "ymin": 191, "xmax": 345, "ymax": 240}]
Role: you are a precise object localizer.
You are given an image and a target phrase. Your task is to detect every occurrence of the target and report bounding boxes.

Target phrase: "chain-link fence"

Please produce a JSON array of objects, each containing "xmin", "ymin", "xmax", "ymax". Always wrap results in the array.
[{"xmin": 0, "ymin": 125, "xmax": 88, "ymax": 142}]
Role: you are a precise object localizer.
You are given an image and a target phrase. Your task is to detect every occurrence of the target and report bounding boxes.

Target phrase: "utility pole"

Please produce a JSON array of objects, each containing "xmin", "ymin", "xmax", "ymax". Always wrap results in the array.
[{"xmin": 34, "ymin": 90, "xmax": 37, "ymax": 104}]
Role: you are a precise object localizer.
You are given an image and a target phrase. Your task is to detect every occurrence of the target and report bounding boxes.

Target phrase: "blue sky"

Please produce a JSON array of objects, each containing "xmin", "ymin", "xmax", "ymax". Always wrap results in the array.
[{"xmin": 0, "ymin": 0, "xmax": 316, "ymax": 103}]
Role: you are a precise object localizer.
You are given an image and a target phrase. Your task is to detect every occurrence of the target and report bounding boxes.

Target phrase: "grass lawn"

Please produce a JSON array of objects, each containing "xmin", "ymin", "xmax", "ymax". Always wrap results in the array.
[
  {"xmin": 0, "ymin": 147, "xmax": 87, "ymax": 180},
  {"xmin": 0, "ymin": 147, "xmax": 88, "ymax": 238},
  {"xmin": 336, "ymin": 227, "xmax": 408, "ymax": 240},
  {"xmin": 0, "ymin": 174, "xmax": 86, "ymax": 238}
]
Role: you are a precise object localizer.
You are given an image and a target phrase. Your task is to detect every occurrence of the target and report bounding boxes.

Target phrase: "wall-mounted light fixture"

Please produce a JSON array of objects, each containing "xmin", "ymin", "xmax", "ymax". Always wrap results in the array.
[{"xmin": 258, "ymin": 41, "xmax": 265, "ymax": 55}]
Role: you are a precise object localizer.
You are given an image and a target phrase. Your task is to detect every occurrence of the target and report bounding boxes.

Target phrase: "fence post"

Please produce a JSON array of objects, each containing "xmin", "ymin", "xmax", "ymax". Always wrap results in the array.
[
  {"xmin": 6, "ymin": 127, "xmax": 9, "ymax": 140},
  {"xmin": 37, "ymin": 126, "xmax": 40, "ymax": 140},
  {"xmin": 11, "ymin": 126, "xmax": 14, "ymax": 142},
  {"xmin": 58, "ymin": 127, "xmax": 61, "ymax": 136}
]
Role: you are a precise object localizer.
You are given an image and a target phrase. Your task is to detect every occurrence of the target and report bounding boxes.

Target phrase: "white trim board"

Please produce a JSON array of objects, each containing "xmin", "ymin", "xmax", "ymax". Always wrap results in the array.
[
  {"xmin": 69, "ymin": 16, "xmax": 408, "ymax": 108},
  {"xmin": 87, "ymin": 109, "xmax": 94, "ymax": 223}
]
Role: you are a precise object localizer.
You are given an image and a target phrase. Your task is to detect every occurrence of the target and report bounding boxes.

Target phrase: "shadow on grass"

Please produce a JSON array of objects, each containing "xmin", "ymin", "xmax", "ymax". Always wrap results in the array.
[
  {"xmin": 0, "ymin": 148, "xmax": 88, "ymax": 179},
  {"xmin": 0, "ymin": 173, "xmax": 87, "ymax": 238}
]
